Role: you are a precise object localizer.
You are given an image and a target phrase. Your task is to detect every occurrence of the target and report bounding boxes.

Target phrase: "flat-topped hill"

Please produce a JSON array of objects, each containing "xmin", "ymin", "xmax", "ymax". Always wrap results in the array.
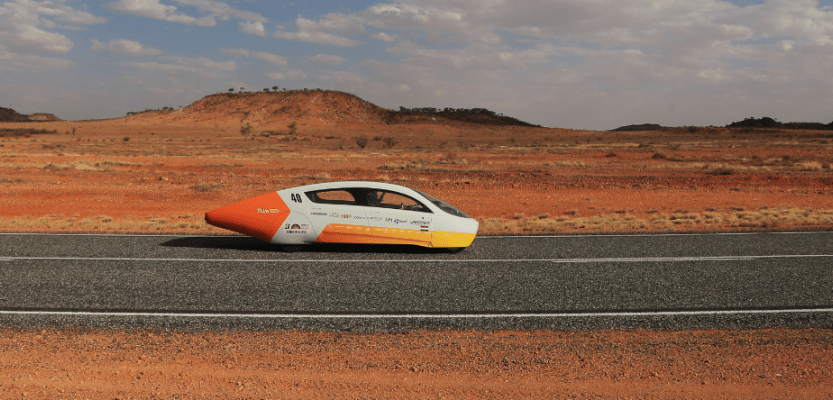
[{"xmin": 122, "ymin": 90, "xmax": 537, "ymax": 129}]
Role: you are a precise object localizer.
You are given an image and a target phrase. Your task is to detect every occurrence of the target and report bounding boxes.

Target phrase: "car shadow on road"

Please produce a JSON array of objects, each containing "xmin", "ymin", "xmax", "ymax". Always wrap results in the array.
[{"xmin": 157, "ymin": 236, "xmax": 452, "ymax": 254}]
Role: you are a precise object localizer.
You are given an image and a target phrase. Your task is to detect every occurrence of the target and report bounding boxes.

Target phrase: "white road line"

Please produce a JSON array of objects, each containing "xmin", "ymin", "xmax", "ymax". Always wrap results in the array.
[
  {"xmin": 1, "ymin": 231, "xmax": 830, "ymax": 238},
  {"xmin": 1, "ymin": 308, "xmax": 832, "ymax": 319},
  {"xmin": 1, "ymin": 255, "xmax": 832, "ymax": 263}
]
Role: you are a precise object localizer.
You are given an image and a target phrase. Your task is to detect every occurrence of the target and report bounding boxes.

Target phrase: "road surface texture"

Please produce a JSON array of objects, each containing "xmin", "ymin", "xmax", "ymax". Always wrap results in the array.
[{"xmin": 1, "ymin": 232, "xmax": 831, "ymax": 332}]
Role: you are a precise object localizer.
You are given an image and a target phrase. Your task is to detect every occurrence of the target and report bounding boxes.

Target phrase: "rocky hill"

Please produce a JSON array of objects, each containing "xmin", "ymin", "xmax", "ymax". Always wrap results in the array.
[
  {"xmin": 123, "ymin": 90, "xmax": 537, "ymax": 129},
  {"xmin": 0, "ymin": 107, "xmax": 60, "ymax": 122},
  {"xmin": 0, "ymin": 107, "xmax": 33, "ymax": 122}
]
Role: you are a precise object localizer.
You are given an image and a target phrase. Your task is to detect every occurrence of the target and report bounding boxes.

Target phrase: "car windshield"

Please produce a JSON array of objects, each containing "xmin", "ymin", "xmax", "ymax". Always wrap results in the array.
[{"xmin": 415, "ymin": 190, "xmax": 472, "ymax": 218}]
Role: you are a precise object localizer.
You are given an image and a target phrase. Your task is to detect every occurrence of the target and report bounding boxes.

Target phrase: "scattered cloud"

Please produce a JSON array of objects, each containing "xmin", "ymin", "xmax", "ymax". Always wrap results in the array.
[
  {"xmin": 371, "ymin": 32, "xmax": 397, "ymax": 42},
  {"xmin": 105, "ymin": 0, "xmax": 215, "ymax": 26},
  {"xmin": 0, "ymin": 0, "xmax": 105, "ymax": 54},
  {"xmin": 273, "ymin": 29, "xmax": 360, "ymax": 47},
  {"xmin": 273, "ymin": 16, "xmax": 363, "ymax": 46},
  {"xmin": 305, "ymin": 54, "xmax": 345, "ymax": 65},
  {"xmin": 239, "ymin": 20, "xmax": 266, "ymax": 36},
  {"xmin": 105, "ymin": 0, "xmax": 267, "ymax": 27},
  {"xmin": 92, "ymin": 38, "xmax": 162, "ymax": 56},
  {"xmin": 219, "ymin": 48, "xmax": 287, "ymax": 66},
  {"xmin": 0, "ymin": 51, "xmax": 75, "ymax": 73},
  {"xmin": 265, "ymin": 69, "xmax": 307, "ymax": 80}
]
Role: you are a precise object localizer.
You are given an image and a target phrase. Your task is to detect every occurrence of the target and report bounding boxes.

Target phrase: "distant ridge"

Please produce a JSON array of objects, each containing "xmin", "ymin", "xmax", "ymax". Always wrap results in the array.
[
  {"xmin": 0, "ymin": 107, "xmax": 61, "ymax": 122},
  {"xmin": 612, "ymin": 123, "xmax": 667, "ymax": 132},
  {"xmin": 123, "ymin": 90, "xmax": 538, "ymax": 129},
  {"xmin": 726, "ymin": 117, "xmax": 833, "ymax": 130},
  {"xmin": 0, "ymin": 107, "xmax": 33, "ymax": 122}
]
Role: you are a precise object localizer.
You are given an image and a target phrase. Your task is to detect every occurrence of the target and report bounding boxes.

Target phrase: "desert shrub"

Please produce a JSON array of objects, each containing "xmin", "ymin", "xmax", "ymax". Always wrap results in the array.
[
  {"xmin": 354, "ymin": 135, "xmax": 369, "ymax": 149},
  {"xmin": 382, "ymin": 137, "xmax": 398, "ymax": 148},
  {"xmin": 240, "ymin": 124, "xmax": 252, "ymax": 136},
  {"xmin": 712, "ymin": 166, "xmax": 734, "ymax": 175},
  {"xmin": 191, "ymin": 183, "xmax": 221, "ymax": 193}
]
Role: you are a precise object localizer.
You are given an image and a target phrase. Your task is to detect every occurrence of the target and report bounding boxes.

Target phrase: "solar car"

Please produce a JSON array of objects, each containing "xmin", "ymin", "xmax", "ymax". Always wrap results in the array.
[{"xmin": 205, "ymin": 181, "xmax": 478, "ymax": 252}]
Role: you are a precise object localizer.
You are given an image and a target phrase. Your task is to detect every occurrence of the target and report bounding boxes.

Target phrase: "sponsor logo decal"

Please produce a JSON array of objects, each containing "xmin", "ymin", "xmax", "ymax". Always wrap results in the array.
[
  {"xmin": 284, "ymin": 223, "xmax": 310, "ymax": 234},
  {"xmin": 257, "ymin": 208, "xmax": 281, "ymax": 214},
  {"xmin": 330, "ymin": 212, "xmax": 340, "ymax": 218},
  {"xmin": 311, "ymin": 212, "xmax": 327, "ymax": 216},
  {"xmin": 341, "ymin": 214, "xmax": 351, "ymax": 219}
]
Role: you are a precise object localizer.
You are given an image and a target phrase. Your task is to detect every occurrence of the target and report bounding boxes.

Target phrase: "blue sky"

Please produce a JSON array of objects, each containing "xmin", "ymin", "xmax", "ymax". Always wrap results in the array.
[{"xmin": 1, "ymin": 0, "xmax": 833, "ymax": 130}]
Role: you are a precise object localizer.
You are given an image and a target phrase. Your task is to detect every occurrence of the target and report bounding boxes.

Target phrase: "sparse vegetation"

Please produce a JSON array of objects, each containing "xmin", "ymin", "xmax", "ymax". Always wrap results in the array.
[
  {"xmin": 240, "ymin": 124, "xmax": 252, "ymax": 136},
  {"xmin": 354, "ymin": 135, "xmax": 369, "ymax": 149},
  {"xmin": 0, "ymin": 128, "xmax": 57, "ymax": 137},
  {"xmin": 382, "ymin": 137, "xmax": 398, "ymax": 148},
  {"xmin": 191, "ymin": 183, "xmax": 222, "ymax": 193}
]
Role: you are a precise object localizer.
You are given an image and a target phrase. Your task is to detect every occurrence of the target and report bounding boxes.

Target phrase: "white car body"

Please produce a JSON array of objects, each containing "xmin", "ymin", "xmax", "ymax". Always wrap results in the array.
[{"xmin": 206, "ymin": 181, "xmax": 479, "ymax": 250}]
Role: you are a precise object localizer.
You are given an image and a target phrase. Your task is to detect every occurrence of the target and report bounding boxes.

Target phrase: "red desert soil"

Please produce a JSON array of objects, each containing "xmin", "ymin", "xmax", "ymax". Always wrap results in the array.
[
  {"xmin": 2, "ymin": 91, "xmax": 832, "ymax": 398},
  {"xmin": 1, "ymin": 329, "xmax": 831, "ymax": 399}
]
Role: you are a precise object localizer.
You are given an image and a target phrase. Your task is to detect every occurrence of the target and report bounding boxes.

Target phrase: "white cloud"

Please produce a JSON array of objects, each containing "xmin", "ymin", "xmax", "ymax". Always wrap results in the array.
[
  {"xmin": 91, "ymin": 38, "xmax": 162, "ymax": 56},
  {"xmin": 105, "ymin": 0, "xmax": 215, "ymax": 26},
  {"xmin": 274, "ymin": 28, "xmax": 360, "ymax": 47},
  {"xmin": 371, "ymin": 31, "xmax": 397, "ymax": 42},
  {"xmin": 272, "ymin": 16, "xmax": 363, "ymax": 46},
  {"xmin": 124, "ymin": 55, "xmax": 237, "ymax": 79},
  {"xmin": 265, "ymin": 69, "xmax": 307, "ymax": 80},
  {"xmin": 219, "ymin": 48, "xmax": 287, "ymax": 66},
  {"xmin": 106, "ymin": 0, "xmax": 267, "ymax": 27},
  {"xmin": 239, "ymin": 20, "xmax": 266, "ymax": 36},
  {"xmin": 124, "ymin": 60, "xmax": 194, "ymax": 73},
  {"xmin": 305, "ymin": 54, "xmax": 345, "ymax": 65},
  {"xmin": 163, "ymin": 55, "xmax": 237, "ymax": 71},
  {"xmin": 0, "ymin": 0, "xmax": 105, "ymax": 54},
  {"xmin": 0, "ymin": 51, "xmax": 74, "ymax": 73},
  {"xmin": 172, "ymin": 0, "xmax": 267, "ymax": 22},
  {"xmin": 218, "ymin": 47, "xmax": 250, "ymax": 57}
]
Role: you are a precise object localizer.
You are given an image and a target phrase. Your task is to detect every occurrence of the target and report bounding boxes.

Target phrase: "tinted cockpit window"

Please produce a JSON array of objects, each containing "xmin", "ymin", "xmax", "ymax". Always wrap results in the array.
[
  {"xmin": 306, "ymin": 189, "xmax": 360, "ymax": 205},
  {"xmin": 365, "ymin": 190, "xmax": 430, "ymax": 212},
  {"xmin": 415, "ymin": 190, "xmax": 472, "ymax": 218}
]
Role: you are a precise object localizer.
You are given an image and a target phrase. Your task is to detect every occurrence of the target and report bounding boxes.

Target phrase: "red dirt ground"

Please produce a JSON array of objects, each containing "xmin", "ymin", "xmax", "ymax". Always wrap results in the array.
[
  {"xmin": 1, "ymin": 92, "xmax": 832, "ymax": 398},
  {"xmin": 1, "ymin": 329, "xmax": 831, "ymax": 399}
]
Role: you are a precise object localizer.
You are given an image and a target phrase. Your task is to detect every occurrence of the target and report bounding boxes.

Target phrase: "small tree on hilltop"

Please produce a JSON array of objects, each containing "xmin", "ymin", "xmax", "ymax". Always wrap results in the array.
[
  {"xmin": 240, "ymin": 87, "xmax": 245, "ymax": 93},
  {"xmin": 272, "ymin": 86, "xmax": 279, "ymax": 92},
  {"xmin": 228, "ymin": 88, "xmax": 234, "ymax": 93}
]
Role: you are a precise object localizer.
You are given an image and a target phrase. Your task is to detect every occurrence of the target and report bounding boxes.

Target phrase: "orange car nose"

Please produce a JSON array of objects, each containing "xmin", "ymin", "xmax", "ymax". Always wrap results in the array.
[{"xmin": 205, "ymin": 192, "xmax": 290, "ymax": 242}]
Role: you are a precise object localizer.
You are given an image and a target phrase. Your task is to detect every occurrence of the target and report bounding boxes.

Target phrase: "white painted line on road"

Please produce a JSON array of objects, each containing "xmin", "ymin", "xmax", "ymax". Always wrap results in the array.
[
  {"xmin": 2, "ymin": 308, "xmax": 832, "ymax": 319},
  {"xmin": 2, "ymin": 255, "xmax": 832, "ymax": 263},
  {"xmin": 2, "ymin": 231, "xmax": 831, "ymax": 239}
]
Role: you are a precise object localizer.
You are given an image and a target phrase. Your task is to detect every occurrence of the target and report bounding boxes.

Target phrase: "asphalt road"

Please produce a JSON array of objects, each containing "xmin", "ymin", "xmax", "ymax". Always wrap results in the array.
[{"xmin": 1, "ymin": 232, "xmax": 832, "ymax": 332}]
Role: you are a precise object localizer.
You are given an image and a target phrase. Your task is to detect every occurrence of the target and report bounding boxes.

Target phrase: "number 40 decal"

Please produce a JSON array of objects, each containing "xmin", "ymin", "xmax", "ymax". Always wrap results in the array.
[{"xmin": 290, "ymin": 193, "xmax": 303, "ymax": 203}]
